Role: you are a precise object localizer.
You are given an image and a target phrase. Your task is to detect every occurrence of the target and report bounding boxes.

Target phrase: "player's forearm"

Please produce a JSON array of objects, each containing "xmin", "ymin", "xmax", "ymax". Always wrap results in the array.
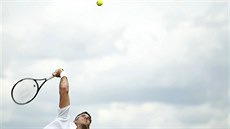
[
  {"xmin": 59, "ymin": 74, "xmax": 70, "ymax": 108},
  {"xmin": 59, "ymin": 70, "xmax": 69, "ymax": 94},
  {"xmin": 59, "ymin": 76, "xmax": 69, "ymax": 92}
]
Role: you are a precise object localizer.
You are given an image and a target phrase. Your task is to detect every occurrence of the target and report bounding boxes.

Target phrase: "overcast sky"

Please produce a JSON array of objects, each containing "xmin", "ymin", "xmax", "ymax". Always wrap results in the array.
[{"xmin": 1, "ymin": 0, "xmax": 229, "ymax": 129}]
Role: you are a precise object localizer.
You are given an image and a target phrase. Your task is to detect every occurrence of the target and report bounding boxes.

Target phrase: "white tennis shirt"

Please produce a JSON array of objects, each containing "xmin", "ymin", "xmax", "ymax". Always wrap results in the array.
[{"xmin": 43, "ymin": 105, "xmax": 76, "ymax": 129}]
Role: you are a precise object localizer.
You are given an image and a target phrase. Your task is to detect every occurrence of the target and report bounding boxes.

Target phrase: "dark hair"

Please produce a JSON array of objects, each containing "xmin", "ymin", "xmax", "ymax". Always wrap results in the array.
[{"xmin": 75, "ymin": 111, "xmax": 92, "ymax": 123}]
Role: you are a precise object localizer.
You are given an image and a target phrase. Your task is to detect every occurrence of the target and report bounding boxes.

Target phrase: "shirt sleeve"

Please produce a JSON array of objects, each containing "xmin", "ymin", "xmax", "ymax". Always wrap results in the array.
[
  {"xmin": 56, "ymin": 105, "xmax": 71, "ymax": 120},
  {"xmin": 43, "ymin": 105, "xmax": 76, "ymax": 129}
]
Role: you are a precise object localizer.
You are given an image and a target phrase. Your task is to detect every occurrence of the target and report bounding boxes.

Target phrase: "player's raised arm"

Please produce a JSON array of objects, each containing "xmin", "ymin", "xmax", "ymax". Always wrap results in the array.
[
  {"xmin": 52, "ymin": 68, "xmax": 70, "ymax": 108},
  {"xmin": 45, "ymin": 68, "xmax": 92, "ymax": 129}
]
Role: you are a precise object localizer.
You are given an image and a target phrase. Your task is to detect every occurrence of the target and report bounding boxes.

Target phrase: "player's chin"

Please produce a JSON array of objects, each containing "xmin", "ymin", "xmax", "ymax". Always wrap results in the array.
[{"xmin": 78, "ymin": 121, "xmax": 87, "ymax": 126}]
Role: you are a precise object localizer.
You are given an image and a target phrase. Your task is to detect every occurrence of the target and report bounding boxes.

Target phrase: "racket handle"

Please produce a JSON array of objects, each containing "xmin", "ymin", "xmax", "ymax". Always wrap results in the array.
[{"xmin": 47, "ymin": 76, "xmax": 54, "ymax": 80}]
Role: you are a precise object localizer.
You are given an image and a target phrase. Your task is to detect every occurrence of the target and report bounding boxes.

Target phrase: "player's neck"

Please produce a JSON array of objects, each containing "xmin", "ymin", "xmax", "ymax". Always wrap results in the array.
[{"xmin": 77, "ymin": 124, "xmax": 88, "ymax": 129}]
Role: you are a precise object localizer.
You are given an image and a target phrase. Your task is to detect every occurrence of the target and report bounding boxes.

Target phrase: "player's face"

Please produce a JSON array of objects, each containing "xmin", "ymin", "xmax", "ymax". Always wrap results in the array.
[{"xmin": 74, "ymin": 114, "xmax": 91, "ymax": 126}]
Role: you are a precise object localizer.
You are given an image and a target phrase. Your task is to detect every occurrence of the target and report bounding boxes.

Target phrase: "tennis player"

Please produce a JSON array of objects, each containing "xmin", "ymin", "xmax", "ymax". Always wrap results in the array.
[{"xmin": 43, "ymin": 68, "xmax": 92, "ymax": 129}]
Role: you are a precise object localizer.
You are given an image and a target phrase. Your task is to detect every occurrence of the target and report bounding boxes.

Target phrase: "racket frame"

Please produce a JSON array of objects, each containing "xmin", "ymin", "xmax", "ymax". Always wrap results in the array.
[{"xmin": 11, "ymin": 76, "xmax": 54, "ymax": 105}]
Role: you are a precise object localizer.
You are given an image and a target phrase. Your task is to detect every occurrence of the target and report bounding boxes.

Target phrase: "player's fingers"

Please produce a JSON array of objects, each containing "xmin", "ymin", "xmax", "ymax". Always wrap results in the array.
[
  {"xmin": 53, "ymin": 72, "xmax": 61, "ymax": 77},
  {"xmin": 53, "ymin": 68, "xmax": 64, "ymax": 77},
  {"xmin": 52, "ymin": 72, "xmax": 57, "ymax": 77}
]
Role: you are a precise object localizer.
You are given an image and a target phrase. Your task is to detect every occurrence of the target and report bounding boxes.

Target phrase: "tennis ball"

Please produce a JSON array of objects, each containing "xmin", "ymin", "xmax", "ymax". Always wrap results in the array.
[{"xmin": 96, "ymin": 0, "xmax": 103, "ymax": 6}]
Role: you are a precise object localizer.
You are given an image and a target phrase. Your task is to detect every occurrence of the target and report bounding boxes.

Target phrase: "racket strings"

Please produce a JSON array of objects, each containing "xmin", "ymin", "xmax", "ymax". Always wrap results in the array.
[{"xmin": 12, "ymin": 79, "xmax": 38, "ymax": 104}]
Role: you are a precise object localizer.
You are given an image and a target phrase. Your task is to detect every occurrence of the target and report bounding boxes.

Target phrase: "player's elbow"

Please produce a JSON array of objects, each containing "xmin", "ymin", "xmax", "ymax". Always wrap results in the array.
[{"xmin": 59, "ymin": 85, "xmax": 69, "ymax": 95}]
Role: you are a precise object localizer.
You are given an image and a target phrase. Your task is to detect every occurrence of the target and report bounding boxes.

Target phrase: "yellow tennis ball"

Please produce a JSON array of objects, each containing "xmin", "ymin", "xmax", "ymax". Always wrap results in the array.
[{"xmin": 96, "ymin": 0, "xmax": 103, "ymax": 6}]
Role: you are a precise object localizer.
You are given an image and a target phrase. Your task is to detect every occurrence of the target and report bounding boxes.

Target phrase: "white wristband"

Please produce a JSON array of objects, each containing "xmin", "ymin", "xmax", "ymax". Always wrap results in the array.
[{"xmin": 60, "ymin": 71, "xmax": 67, "ymax": 78}]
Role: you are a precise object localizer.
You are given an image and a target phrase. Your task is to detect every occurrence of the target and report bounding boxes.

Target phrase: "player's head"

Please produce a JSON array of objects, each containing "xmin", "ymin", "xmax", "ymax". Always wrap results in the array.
[{"xmin": 74, "ymin": 111, "xmax": 92, "ymax": 128}]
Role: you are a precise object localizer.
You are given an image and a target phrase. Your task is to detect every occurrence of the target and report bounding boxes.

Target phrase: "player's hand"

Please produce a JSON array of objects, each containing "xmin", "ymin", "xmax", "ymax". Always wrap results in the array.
[{"xmin": 52, "ymin": 68, "xmax": 64, "ymax": 77}]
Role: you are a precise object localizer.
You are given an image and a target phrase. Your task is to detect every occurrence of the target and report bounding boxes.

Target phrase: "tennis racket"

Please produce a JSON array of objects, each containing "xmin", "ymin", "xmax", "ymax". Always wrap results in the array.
[{"xmin": 11, "ymin": 76, "xmax": 54, "ymax": 105}]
